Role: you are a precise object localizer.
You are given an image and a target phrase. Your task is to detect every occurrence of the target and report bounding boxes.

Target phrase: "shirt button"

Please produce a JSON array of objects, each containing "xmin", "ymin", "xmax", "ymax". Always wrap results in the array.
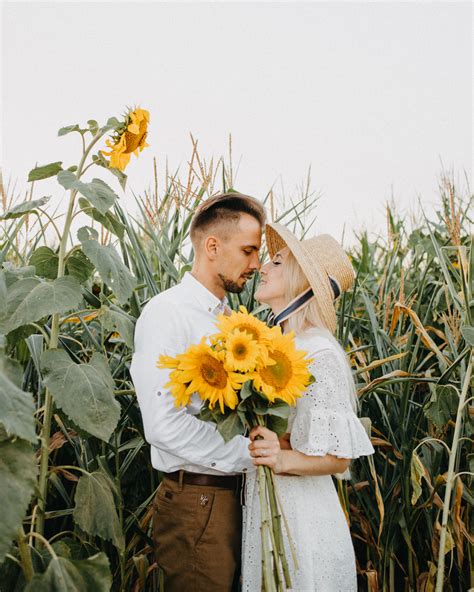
[
  {"xmin": 211, "ymin": 462, "xmax": 216, "ymax": 467},
  {"xmin": 156, "ymin": 391, "xmax": 162, "ymax": 397}
]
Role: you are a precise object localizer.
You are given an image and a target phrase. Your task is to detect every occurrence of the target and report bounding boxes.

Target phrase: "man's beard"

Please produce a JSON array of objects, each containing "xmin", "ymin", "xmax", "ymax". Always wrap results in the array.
[{"xmin": 218, "ymin": 273, "xmax": 252, "ymax": 294}]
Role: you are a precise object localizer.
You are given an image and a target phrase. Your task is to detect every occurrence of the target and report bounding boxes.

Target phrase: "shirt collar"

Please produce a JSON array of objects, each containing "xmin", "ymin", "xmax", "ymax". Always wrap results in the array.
[{"xmin": 181, "ymin": 272, "xmax": 229, "ymax": 315}]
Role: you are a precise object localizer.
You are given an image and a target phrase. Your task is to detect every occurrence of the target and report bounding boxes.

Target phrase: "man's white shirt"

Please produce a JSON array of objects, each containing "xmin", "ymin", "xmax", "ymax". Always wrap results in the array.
[{"xmin": 130, "ymin": 272, "xmax": 255, "ymax": 475}]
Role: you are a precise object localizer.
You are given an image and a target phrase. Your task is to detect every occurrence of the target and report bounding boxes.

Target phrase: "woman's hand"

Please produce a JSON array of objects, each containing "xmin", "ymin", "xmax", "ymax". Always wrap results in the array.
[
  {"xmin": 249, "ymin": 426, "xmax": 286, "ymax": 473},
  {"xmin": 249, "ymin": 427, "xmax": 351, "ymax": 476}
]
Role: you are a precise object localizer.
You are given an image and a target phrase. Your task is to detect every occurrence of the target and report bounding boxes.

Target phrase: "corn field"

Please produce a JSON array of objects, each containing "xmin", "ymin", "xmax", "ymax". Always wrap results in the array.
[{"xmin": 0, "ymin": 115, "xmax": 472, "ymax": 591}]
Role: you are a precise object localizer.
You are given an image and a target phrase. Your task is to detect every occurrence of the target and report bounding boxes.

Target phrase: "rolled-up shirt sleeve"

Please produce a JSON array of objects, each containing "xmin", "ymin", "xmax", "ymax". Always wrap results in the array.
[{"xmin": 130, "ymin": 300, "xmax": 254, "ymax": 474}]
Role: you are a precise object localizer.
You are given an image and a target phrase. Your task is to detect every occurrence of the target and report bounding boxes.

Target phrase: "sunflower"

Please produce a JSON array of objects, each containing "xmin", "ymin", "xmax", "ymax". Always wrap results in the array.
[
  {"xmin": 101, "ymin": 108, "xmax": 150, "ymax": 171},
  {"xmin": 251, "ymin": 331, "xmax": 312, "ymax": 405},
  {"xmin": 215, "ymin": 306, "xmax": 274, "ymax": 344},
  {"xmin": 165, "ymin": 370, "xmax": 192, "ymax": 407},
  {"xmin": 177, "ymin": 339, "xmax": 245, "ymax": 413},
  {"xmin": 224, "ymin": 329, "xmax": 261, "ymax": 372}
]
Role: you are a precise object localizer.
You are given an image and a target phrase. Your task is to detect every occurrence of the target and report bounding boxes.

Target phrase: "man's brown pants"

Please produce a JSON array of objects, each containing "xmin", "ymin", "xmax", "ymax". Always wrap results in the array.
[{"xmin": 152, "ymin": 476, "xmax": 242, "ymax": 591}]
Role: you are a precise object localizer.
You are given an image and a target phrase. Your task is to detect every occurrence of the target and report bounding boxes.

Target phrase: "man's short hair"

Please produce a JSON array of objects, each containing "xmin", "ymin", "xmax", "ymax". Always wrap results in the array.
[{"xmin": 190, "ymin": 191, "xmax": 266, "ymax": 244}]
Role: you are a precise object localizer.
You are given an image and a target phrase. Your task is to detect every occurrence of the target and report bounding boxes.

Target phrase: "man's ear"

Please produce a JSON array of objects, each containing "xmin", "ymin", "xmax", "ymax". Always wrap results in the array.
[{"xmin": 204, "ymin": 235, "xmax": 219, "ymax": 260}]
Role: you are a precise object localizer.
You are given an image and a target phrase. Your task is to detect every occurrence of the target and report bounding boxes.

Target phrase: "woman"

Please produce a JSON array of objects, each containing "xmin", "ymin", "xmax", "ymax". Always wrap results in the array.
[{"xmin": 241, "ymin": 223, "xmax": 375, "ymax": 591}]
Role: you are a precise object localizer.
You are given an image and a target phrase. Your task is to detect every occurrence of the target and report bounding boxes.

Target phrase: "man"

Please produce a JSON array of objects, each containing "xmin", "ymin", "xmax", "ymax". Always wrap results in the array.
[{"xmin": 130, "ymin": 192, "xmax": 266, "ymax": 591}]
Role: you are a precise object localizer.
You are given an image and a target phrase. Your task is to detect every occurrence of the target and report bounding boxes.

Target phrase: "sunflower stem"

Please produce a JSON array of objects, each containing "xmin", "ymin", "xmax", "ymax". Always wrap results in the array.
[
  {"xmin": 17, "ymin": 527, "xmax": 33, "ymax": 583},
  {"xmin": 265, "ymin": 466, "xmax": 292, "ymax": 588},
  {"xmin": 252, "ymin": 411, "xmax": 292, "ymax": 590},
  {"xmin": 36, "ymin": 126, "xmax": 112, "ymax": 541},
  {"xmin": 115, "ymin": 430, "xmax": 126, "ymax": 591},
  {"xmin": 257, "ymin": 465, "xmax": 277, "ymax": 592}
]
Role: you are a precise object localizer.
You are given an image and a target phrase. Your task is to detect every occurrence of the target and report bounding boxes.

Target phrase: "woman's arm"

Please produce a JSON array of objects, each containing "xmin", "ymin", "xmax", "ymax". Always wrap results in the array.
[{"xmin": 249, "ymin": 426, "xmax": 350, "ymax": 476}]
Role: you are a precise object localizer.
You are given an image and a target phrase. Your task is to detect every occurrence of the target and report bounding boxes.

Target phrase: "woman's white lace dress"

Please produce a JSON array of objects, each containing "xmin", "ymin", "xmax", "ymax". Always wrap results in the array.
[{"xmin": 242, "ymin": 328, "xmax": 375, "ymax": 591}]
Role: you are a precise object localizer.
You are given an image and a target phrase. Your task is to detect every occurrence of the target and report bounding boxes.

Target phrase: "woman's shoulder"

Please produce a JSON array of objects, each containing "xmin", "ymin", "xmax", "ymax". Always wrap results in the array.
[{"xmin": 294, "ymin": 327, "xmax": 340, "ymax": 356}]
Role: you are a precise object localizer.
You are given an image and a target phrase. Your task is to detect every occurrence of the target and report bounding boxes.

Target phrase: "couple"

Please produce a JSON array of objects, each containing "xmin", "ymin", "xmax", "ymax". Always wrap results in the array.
[{"xmin": 130, "ymin": 192, "xmax": 374, "ymax": 591}]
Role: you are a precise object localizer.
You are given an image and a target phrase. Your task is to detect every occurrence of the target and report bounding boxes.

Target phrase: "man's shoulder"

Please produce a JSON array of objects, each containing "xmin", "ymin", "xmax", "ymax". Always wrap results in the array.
[
  {"xmin": 134, "ymin": 283, "xmax": 190, "ymax": 349},
  {"xmin": 137, "ymin": 281, "xmax": 200, "ymax": 329},
  {"xmin": 141, "ymin": 283, "xmax": 183, "ymax": 317}
]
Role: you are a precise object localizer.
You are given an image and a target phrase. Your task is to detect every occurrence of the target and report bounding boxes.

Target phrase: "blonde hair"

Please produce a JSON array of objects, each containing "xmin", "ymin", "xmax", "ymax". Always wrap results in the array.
[
  {"xmin": 283, "ymin": 251, "xmax": 328, "ymax": 334},
  {"xmin": 282, "ymin": 252, "xmax": 359, "ymax": 480},
  {"xmin": 282, "ymin": 251, "xmax": 359, "ymax": 414}
]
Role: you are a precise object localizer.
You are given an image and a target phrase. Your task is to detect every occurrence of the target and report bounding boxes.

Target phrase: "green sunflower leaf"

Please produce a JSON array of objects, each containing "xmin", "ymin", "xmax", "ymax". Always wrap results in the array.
[
  {"xmin": 57, "ymin": 170, "xmax": 76, "ymax": 189},
  {"xmin": 73, "ymin": 471, "xmax": 124, "ymax": 550},
  {"xmin": 77, "ymin": 226, "xmax": 136, "ymax": 305},
  {"xmin": 74, "ymin": 178, "xmax": 119, "ymax": 215},
  {"xmin": 0, "ymin": 196, "xmax": 50, "ymax": 220},
  {"xmin": 0, "ymin": 353, "xmax": 36, "ymax": 442},
  {"xmin": 0, "ymin": 438, "xmax": 37, "ymax": 562},
  {"xmin": 65, "ymin": 249, "xmax": 95, "ymax": 284},
  {"xmin": 99, "ymin": 306, "xmax": 135, "ymax": 348},
  {"xmin": 0, "ymin": 276, "xmax": 82, "ymax": 335},
  {"xmin": 216, "ymin": 412, "xmax": 244, "ymax": 443},
  {"xmin": 424, "ymin": 385, "xmax": 459, "ymax": 428},
  {"xmin": 25, "ymin": 553, "xmax": 112, "ymax": 592},
  {"xmin": 28, "ymin": 162, "xmax": 63, "ymax": 182},
  {"xmin": 29, "ymin": 246, "xmax": 59, "ymax": 279},
  {"xmin": 87, "ymin": 120, "xmax": 99, "ymax": 135},
  {"xmin": 266, "ymin": 414, "xmax": 289, "ymax": 436},
  {"xmin": 58, "ymin": 124, "xmax": 81, "ymax": 137},
  {"xmin": 40, "ymin": 349, "xmax": 120, "ymax": 442},
  {"xmin": 57, "ymin": 174, "xmax": 119, "ymax": 215},
  {"xmin": 78, "ymin": 197, "xmax": 125, "ymax": 239}
]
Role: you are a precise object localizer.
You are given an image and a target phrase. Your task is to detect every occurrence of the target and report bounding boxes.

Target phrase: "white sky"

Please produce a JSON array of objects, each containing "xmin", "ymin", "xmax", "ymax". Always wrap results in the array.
[{"xmin": 1, "ymin": 1, "xmax": 472, "ymax": 245}]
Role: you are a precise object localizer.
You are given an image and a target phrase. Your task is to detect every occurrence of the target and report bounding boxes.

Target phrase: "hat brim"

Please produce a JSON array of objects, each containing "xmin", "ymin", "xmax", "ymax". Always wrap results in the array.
[{"xmin": 265, "ymin": 222, "xmax": 337, "ymax": 332}]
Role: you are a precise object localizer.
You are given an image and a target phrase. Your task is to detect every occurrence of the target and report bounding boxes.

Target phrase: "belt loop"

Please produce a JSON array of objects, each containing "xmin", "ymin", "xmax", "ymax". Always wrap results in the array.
[
  {"xmin": 240, "ymin": 474, "xmax": 246, "ymax": 504},
  {"xmin": 234, "ymin": 474, "xmax": 241, "ymax": 498},
  {"xmin": 178, "ymin": 470, "xmax": 184, "ymax": 491}
]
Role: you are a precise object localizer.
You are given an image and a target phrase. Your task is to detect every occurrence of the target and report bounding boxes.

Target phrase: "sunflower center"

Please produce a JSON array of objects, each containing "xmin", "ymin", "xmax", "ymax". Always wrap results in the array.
[
  {"xmin": 260, "ymin": 351, "xmax": 293, "ymax": 390},
  {"xmin": 233, "ymin": 343, "xmax": 248, "ymax": 359},
  {"xmin": 200, "ymin": 355, "xmax": 228, "ymax": 389}
]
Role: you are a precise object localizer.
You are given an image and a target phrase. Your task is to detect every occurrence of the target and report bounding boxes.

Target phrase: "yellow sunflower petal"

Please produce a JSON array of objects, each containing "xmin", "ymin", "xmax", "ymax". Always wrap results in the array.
[
  {"xmin": 215, "ymin": 308, "xmax": 274, "ymax": 344},
  {"xmin": 157, "ymin": 354, "xmax": 180, "ymax": 370},
  {"xmin": 163, "ymin": 369, "xmax": 193, "ymax": 407}
]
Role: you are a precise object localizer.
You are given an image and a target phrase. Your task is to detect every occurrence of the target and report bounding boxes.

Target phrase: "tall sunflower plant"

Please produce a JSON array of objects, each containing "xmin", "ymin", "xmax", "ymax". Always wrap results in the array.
[
  {"xmin": 158, "ymin": 306, "xmax": 314, "ymax": 592},
  {"xmin": 16, "ymin": 107, "xmax": 150, "ymax": 556}
]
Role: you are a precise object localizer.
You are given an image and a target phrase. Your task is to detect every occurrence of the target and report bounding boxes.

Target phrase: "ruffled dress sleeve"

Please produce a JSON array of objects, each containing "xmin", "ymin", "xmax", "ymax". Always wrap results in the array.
[{"xmin": 290, "ymin": 343, "xmax": 374, "ymax": 459}]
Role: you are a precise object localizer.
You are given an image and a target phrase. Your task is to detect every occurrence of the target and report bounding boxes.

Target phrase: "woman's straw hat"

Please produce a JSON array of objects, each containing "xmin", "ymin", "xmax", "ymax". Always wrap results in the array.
[{"xmin": 265, "ymin": 222, "xmax": 355, "ymax": 333}]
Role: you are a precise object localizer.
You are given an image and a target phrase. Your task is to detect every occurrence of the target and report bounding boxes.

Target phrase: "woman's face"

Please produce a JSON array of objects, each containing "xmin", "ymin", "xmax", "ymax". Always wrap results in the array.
[{"xmin": 255, "ymin": 247, "xmax": 290, "ymax": 311}]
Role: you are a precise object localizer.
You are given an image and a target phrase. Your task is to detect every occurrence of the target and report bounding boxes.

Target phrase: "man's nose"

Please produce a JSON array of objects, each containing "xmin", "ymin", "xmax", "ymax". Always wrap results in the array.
[{"xmin": 250, "ymin": 252, "xmax": 261, "ymax": 270}]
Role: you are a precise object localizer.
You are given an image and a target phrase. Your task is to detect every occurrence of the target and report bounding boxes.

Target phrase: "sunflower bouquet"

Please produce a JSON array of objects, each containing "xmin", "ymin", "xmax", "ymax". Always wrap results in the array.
[{"xmin": 157, "ymin": 306, "xmax": 314, "ymax": 591}]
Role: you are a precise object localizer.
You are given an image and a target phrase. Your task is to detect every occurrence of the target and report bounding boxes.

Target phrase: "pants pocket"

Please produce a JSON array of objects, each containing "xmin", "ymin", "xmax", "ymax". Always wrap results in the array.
[{"xmin": 195, "ymin": 491, "xmax": 216, "ymax": 545}]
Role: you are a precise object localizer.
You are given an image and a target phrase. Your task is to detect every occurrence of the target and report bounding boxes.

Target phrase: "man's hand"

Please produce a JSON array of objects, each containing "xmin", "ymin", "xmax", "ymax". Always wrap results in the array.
[{"xmin": 249, "ymin": 426, "xmax": 286, "ymax": 474}]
